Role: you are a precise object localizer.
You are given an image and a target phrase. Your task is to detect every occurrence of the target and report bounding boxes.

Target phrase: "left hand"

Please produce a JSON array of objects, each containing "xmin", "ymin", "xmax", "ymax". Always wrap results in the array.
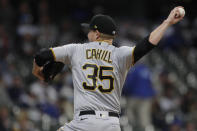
[
  {"xmin": 32, "ymin": 59, "xmax": 44, "ymax": 81},
  {"xmin": 165, "ymin": 6, "xmax": 185, "ymax": 26}
]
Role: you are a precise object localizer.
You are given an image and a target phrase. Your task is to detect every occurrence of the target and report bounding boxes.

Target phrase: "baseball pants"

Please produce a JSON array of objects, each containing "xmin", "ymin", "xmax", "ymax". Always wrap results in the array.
[{"xmin": 58, "ymin": 111, "xmax": 121, "ymax": 131}]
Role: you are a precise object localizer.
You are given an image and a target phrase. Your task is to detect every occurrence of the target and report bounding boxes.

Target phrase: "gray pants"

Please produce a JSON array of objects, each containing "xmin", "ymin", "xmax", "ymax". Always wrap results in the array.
[
  {"xmin": 58, "ymin": 111, "xmax": 121, "ymax": 131},
  {"xmin": 126, "ymin": 98, "xmax": 152, "ymax": 128}
]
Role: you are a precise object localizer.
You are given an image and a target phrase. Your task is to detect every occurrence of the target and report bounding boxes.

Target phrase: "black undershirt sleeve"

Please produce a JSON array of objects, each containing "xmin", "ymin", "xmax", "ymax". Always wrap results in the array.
[
  {"xmin": 34, "ymin": 49, "xmax": 55, "ymax": 67},
  {"xmin": 133, "ymin": 35, "xmax": 157, "ymax": 64}
]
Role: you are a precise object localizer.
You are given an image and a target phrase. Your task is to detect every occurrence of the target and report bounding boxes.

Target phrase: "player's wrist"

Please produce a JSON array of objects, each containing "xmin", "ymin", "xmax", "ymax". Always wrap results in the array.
[{"xmin": 163, "ymin": 19, "xmax": 172, "ymax": 26}]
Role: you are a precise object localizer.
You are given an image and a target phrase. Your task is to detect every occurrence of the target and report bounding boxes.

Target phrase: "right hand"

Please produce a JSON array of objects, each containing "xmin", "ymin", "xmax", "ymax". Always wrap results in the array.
[
  {"xmin": 165, "ymin": 6, "xmax": 185, "ymax": 26},
  {"xmin": 32, "ymin": 59, "xmax": 44, "ymax": 81}
]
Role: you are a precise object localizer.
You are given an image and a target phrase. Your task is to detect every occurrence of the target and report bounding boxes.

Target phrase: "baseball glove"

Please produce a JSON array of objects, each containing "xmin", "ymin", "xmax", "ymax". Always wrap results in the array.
[{"xmin": 42, "ymin": 61, "xmax": 64, "ymax": 82}]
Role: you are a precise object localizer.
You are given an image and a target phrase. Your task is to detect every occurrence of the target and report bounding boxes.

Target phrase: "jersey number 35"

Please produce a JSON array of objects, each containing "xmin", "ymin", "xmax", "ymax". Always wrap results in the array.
[{"xmin": 82, "ymin": 63, "xmax": 114, "ymax": 94}]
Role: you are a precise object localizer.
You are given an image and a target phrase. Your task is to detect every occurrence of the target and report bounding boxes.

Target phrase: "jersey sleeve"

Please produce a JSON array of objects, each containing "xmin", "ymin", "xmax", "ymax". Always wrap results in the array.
[
  {"xmin": 51, "ymin": 44, "xmax": 78, "ymax": 65},
  {"xmin": 117, "ymin": 46, "xmax": 135, "ymax": 70}
]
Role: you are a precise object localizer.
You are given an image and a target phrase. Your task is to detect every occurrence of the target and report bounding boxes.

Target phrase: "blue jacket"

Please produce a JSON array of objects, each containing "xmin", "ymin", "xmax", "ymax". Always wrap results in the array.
[{"xmin": 123, "ymin": 64, "xmax": 156, "ymax": 98}]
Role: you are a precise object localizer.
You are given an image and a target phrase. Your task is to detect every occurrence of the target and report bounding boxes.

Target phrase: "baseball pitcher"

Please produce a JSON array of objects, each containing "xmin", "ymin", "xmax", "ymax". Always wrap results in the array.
[{"xmin": 32, "ymin": 6, "xmax": 185, "ymax": 131}]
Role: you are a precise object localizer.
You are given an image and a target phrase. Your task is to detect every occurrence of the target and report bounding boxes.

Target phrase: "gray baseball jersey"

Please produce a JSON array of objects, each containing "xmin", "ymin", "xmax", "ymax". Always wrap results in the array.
[{"xmin": 52, "ymin": 41, "xmax": 135, "ymax": 114}]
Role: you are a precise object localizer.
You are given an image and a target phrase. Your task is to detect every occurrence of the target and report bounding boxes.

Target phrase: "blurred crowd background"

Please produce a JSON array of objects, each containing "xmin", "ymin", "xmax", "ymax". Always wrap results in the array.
[{"xmin": 0, "ymin": 0, "xmax": 197, "ymax": 131}]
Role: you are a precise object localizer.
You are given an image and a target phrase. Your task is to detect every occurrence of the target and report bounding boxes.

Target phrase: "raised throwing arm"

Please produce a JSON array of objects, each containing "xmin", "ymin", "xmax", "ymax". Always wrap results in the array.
[
  {"xmin": 149, "ymin": 6, "xmax": 185, "ymax": 45},
  {"xmin": 133, "ymin": 6, "xmax": 185, "ymax": 64}
]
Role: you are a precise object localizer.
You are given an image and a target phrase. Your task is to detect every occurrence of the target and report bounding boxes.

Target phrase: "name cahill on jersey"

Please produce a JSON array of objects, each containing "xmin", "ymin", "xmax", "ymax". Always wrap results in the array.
[{"xmin": 86, "ymin": 49, "xmax": 112, "ymax": 64}]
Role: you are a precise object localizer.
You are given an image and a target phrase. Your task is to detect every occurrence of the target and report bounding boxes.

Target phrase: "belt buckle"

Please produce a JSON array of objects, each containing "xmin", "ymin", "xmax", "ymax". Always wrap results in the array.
[{"xmin": 95, "ymin": 111, "xmax": 108, "ymax": 119}]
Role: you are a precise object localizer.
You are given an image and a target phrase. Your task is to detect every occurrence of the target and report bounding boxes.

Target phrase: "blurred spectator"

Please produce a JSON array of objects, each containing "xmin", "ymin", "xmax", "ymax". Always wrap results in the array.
[
  {"xmin": 0, "ymin": 24, "xmax": 12, "ymax": 58},
  {"xmin": 59, "ymin": 84, "xmax": 74, "ymax": 121},
  {"xmin": 159, "ymin": 87, "xmax": 180, "ymax": 113},
  {"xmin": 39, "ymin": 102, "xmax": 60, "ymax": 119},
  {"xmin": 161, "ymin": 26, "xmax": 185, "ymax": 49},
  {"xmin": 6, "ymin": 76, "xmax": 25, "ymax": 106},
  {"xmin": 185, "ymin": 122, "xmax": 196, "ymax": 131},
  {"xmin": 170, "ymin": 123, "xmax": 181, "ymax": 131},
  {"xmin": 38, "ymin": 0, "xmax": 49, "ymax": 17},
  {"xmin": 37, "ymin": 15, "xmax": 58, "ymax": 47},
  {"xmin": 20, "ymin": 34, "xmax": 37, "ymax": 58},
  {"xmin": 30, "ymin": 81, "xmax": 60, "ymax": 119},
  {"xmin": 0, "ymin": 107, "xmax": 10, "ymax": 131},
  {"xmin": 181, "ymin": 89, "xmax": 196, "ymax": 115},
  {"xmin": 58, "ymin": 19, "xmax": 77, "ymax": 45},
  {"xmin": 30, "ymin": 81, "xmax": 48, "ymax": 104},
  {"xmin": 0, "ymin": 0, "xmax": 15, "ymax": 30},
  {"xmin": 0, "ymin": 75, "xmax": 13, "ymax": 108},
  {"xmin": 123, "ymin": 63, "xmax": 156, "ymax": 129},
  {"xmin": 17, "ymin": 2, "xmax": 38, "ymax": 37},
  {"xmin": 152, "ymin": 70, "xmax": 182, "ymax": 130}
]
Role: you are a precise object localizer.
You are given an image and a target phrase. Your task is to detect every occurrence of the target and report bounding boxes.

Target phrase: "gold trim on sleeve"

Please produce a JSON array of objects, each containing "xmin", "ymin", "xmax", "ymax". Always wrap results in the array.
[
  {"xmin": 131, "ymin": 46, "xmax": 136, "ymax": 66},
  {"xmin": 50, "ymin": 48, "xmax": 56, "ymax": 61}
]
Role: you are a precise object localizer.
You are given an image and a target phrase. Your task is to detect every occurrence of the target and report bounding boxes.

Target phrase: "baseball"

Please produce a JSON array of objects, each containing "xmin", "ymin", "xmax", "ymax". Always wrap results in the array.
[{"xmin": 178, "ymin": 8, "xmax": 185, "ymax": 17}]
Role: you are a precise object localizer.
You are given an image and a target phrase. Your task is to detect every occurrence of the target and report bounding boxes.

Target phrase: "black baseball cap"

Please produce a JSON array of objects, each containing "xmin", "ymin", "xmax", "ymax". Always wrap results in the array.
[{"xmin": 81, "ymin": 14, "xmax": 117, "ymax": 36}]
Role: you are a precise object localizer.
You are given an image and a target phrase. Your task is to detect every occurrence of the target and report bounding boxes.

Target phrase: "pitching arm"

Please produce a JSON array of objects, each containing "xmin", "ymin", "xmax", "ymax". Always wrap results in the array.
[
  {"xmin": 149, "ymin": 6, "xmax": 184, "ymax": 45},
  {"xmin": 133, "ymin": 6, "xmax": 185, "ymax": 64}
]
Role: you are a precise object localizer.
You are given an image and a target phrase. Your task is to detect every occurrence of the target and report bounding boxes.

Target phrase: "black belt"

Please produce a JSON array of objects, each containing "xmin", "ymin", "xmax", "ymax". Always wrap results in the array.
[{"xmin": 79, "ymin": 110, "xmax": 119, "ymax": 118}]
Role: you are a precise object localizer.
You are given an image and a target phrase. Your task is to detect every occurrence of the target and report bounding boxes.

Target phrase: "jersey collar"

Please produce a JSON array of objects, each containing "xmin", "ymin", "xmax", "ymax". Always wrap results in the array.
[{"xmin": 95, "ymin": 40, "xmax": 112, "ymax": 45}]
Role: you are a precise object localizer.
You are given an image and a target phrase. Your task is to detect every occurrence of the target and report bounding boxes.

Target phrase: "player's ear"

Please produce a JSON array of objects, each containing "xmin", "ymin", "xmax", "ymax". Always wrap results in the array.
[{"xmin": 95, "ymin": 30, "xmax": 100, "ymax": 40}]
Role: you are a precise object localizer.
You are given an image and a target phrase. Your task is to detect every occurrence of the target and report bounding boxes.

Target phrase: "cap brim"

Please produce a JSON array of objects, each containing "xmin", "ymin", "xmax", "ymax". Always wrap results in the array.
[
  {"xmin": 81, "ymin": 23, "xmax": 90, "ymax": 29},
  {"xmin": 81, "ymin": 23, "xmax": 90, "ymax": 34}
]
